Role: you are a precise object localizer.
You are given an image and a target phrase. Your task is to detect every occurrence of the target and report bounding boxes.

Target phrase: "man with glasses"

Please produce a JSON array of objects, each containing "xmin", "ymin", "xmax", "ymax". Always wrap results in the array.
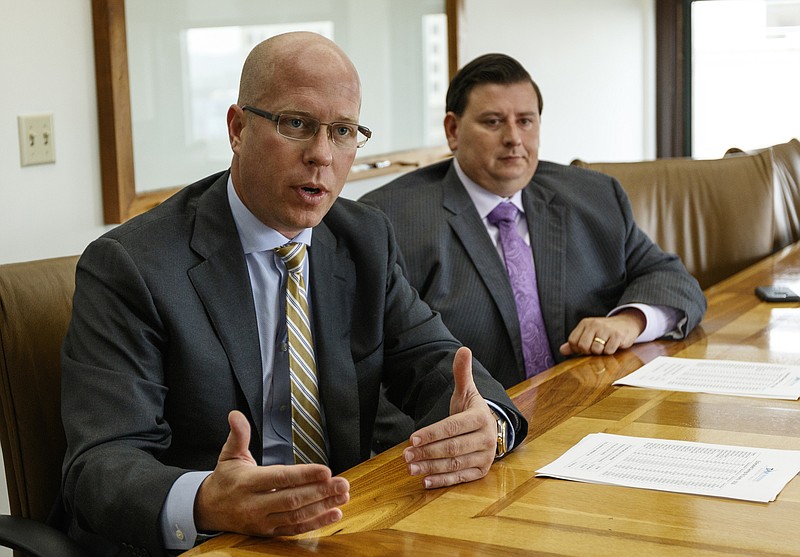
[
  {"xmin": 60, "ymin": 33, "xmax": 527, "ymax": 556},
  {"xmin": 240, "ymin": 106, "xmax": 372, "ymax": 149}
]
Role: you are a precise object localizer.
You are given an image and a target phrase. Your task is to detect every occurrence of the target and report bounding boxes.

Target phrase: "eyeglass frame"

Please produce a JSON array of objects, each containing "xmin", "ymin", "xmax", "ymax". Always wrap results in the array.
[{"xmin": 241, "ymin": 105, "xmax": 372, "ymax": 149}]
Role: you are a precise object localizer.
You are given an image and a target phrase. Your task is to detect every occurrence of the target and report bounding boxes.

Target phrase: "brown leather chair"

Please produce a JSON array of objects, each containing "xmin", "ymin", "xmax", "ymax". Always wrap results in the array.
[
  {"xmin": 0, "ymin": 256, "xmax": 86, "ymax": 556},
  {"xmin": 727, "ymin": 138, "xmax": 800, "ymax": 249},
  {"xmin": 572, "ymin": 150, "xmax": 777, "ymax": 289}
]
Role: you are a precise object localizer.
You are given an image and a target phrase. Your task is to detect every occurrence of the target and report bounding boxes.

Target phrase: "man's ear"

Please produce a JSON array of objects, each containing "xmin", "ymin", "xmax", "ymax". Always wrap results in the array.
[
  {"xmin": 443, "ymin": 112, "xmax": 459, "ymax": 152},
  {"xmin": 227, "ymin": 105, "xmax": 245, "ymax": 153}
]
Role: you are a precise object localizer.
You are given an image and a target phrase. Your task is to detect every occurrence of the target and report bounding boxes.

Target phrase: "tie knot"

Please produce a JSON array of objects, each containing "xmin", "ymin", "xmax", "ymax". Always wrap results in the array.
[
  {"xmin": 274, "ymin": 242, "xmax": 307, "ymax": 273},
  {"xmin": 487, "ymin": 202, "xmax": 519, "ymax": 226}
]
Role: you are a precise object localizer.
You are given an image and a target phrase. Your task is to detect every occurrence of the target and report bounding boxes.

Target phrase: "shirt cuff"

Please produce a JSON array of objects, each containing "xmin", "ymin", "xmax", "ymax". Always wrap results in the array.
[
  {"xmin": 160, "ymin": 471, "xmax": 212, "ymax": 550},
  {"xmin": 485, "ymin": 399, "xmax": 515, "ymax": 452},
  {"xmin": 609, "ymin": 303, "xmax": 684, "ymax": 343}
]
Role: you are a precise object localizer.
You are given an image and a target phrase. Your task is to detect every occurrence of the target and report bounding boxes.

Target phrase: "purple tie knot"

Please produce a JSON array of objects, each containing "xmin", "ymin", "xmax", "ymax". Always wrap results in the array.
[{"xmin": 487, "ymin": 202, "xmax": 518, "ymax": 226}]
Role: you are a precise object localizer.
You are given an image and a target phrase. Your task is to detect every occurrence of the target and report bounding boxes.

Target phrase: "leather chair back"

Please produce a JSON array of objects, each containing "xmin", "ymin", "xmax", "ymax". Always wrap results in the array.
[
  {"xmin": 771, "ymin": 138, "xmax": 800, "ymax": 246},
  {"xmin": 727, "ymin": 138, "xmax": 800, "ymax": 249},
  {"xmin": 572, "ymin": 151, "xmax": 777, "ymax": 289},
  {"xmin": 0, "ymin": 256, "xmax": 79, "ymax": 524}
]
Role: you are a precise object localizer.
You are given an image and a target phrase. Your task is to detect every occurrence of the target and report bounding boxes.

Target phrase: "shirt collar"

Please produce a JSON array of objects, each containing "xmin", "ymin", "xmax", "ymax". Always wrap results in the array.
[
  {"xmin": 453, "ymin": 159, "xmax": 525, "ymax": 219},
  {"xmin": 227, "ymin": 174, "xmax": 313, "ymax": 254}
]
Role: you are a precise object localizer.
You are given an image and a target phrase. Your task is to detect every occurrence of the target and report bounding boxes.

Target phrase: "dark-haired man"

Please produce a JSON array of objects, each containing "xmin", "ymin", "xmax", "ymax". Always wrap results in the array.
[{"xmin": 361, "ymin": 53, "xmax": 706, "ymax": 421}]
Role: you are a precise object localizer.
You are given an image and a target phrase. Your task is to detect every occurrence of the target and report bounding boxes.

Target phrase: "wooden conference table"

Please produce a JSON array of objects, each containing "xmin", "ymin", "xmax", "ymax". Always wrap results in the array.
[{"xmin": 185, "ymin": 242, "xmax": 800, "ymax": 556}]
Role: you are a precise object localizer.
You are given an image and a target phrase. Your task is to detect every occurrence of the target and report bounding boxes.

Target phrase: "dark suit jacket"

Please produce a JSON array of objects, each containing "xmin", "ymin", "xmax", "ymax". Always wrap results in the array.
[
  {"xmin": 360, "ymin": 159, "xmax": 707, "ymax": 389},
  {"xmin": 60, "ymin": 170, "xmax": 526, "ymax": 556}
]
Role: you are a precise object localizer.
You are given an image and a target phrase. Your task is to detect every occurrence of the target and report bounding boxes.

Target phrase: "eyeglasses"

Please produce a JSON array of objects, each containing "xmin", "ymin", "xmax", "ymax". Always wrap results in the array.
[{"xmin": 241, "ymin": 105, "xmax": 372, "ymax": 149}]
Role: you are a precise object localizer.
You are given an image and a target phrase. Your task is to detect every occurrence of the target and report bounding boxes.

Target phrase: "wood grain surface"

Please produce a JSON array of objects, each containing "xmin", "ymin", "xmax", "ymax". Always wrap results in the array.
[{"xmin": 184, "ymin": 242, "xmax": 800, "ymax": 556}]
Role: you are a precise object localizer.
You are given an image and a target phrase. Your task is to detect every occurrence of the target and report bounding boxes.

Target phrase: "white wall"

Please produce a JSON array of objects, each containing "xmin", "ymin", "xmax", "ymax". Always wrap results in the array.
[
  {"xmin": 0, "ymin": 0, "xmax": 656, "ymax": 266},
  {"xmin": 0, "ymin": 0, "xmax": 655, "ymax": 545},
  {"xmin": 0, "ymin": 1, "xmax": 111, "ymax": 267},
  {"xmin": 460, "ymin": 0, "xmax": 656, "ymax": 165}
]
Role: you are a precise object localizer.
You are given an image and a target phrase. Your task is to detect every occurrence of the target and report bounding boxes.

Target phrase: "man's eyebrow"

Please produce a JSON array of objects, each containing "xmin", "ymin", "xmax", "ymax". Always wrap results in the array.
[
  {"xmin": 476, "ymin": 110, "xmax": 537, "ymax": 118},
  {"xmin": 279, "ymin": 109, "xmax": 359, "ymax": 123}
]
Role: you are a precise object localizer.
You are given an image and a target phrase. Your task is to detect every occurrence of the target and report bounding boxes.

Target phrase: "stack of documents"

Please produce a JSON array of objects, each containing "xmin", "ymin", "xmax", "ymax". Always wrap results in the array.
[
  {"xmin": 536, "ymin": 433, "xmax": 800, "ymax": 502},
  {"xmin": 537, "ymin": 357, "xmax": 800, "ymax": 502},
  {"xmin": 612, "ymin": 356, "xmax": 800, "ymax": 399}
]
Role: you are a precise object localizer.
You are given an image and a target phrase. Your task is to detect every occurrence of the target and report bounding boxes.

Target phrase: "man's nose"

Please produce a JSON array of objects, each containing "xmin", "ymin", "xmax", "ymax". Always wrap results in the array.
[
  {"xmin": 502, "ymin": 122, "xmax": 523, "ymax": 145},
  {"xmin": 303, "ymin": 125, "xmax": 334, "ymax": 166}
]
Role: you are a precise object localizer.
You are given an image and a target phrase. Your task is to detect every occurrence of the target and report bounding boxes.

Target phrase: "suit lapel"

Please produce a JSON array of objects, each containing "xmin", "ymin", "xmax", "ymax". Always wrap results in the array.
[
  {"xmin": 187, "ymin": 172, "xmax": 264, "ymax": 443},
  {"xmin": 307, "ymin": 219, "xmax": 360, "ymax": 471},
  {"xmin": 441, "ymin": 168, "xmax": 523, "ymax": 367},
  {"xmin": 522, "ymin": 183, "xmax": 568, "ymax": 354}
]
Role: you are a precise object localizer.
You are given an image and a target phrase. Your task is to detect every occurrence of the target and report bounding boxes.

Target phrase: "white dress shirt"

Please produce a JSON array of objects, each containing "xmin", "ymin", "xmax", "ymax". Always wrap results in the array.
[{"xmin": 452, "ymin": 159, "xmax": 684, "ymax": 342}]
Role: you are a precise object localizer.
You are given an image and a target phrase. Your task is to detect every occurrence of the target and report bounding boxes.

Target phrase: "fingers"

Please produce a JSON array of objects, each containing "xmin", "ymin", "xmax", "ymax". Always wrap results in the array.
[
  {"xmin": 246, "ymin": 476, "xmax": 350, "ymax": 536},
  {"xmin": 409, "ymin": 346, "xmax": 483, "ymax": 452},
  {"xmin": 407, "ymin": 409, "xmax": 491, "ymax": 456},
  {"xmin": 559, "ymin": 329, "xmax": 617, "ymax": 356},
  {"xmin": 195, "ymin": 410, "xmax": 351, "ymax": 536},
  {"xmin": 405, "ymin": 430, "xmax": 495, "ymax": 488},
  {"xmin": 197, "ymin": 462, "xmax": 350, "ymax": 536},
  {"xmin": 559, "ymin": 319, "xmax": 612, "ymax": 355},
  {"xmin": 404, "ymin": 367, "xmax": 497, "ymax": 490},
  {"xmin": 559, "ymin": 312, "xmax": 645, "ymax": 356},
  {"xmin": 270, "ymin": 506, "xmax": 345, "ymax": 537},
  {"xmin": 403, "ymin": 418, "xmax": 495, "ymax": 488},
  {"xmin": 409, "ymin": 458, "xmax": 492, "ymax": 489}
]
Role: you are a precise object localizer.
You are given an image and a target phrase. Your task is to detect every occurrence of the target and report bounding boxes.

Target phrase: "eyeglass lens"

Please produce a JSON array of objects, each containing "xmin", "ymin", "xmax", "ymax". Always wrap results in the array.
[{"xmin": 277, "ymin": 114, "xmax": 369, "ymax": 148}]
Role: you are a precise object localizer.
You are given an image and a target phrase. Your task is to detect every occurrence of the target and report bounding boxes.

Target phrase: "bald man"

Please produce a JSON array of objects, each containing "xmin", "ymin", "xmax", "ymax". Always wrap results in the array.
[{"xmin": 60, "ymin": 32, "xmax": 527, "ymax": 556}]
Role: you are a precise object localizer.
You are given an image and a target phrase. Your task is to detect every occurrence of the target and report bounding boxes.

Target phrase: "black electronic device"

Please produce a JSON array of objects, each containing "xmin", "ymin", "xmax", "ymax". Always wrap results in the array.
[{"xmin": 755, "ymin": 285, "xmax": 800, "ymax": 302}]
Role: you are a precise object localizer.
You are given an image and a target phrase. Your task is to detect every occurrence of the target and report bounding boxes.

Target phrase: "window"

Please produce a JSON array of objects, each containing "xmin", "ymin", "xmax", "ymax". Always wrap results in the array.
[{"xmin": 691, "ymin": 0, "xmax": 800, "ymax": 157}]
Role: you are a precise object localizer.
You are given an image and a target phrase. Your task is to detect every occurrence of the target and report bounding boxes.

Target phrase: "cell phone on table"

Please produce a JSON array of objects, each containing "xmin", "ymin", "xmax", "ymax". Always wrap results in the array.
[{"xmin": 755, "ymin": 285, "xmax": 800, "ymax": 302}]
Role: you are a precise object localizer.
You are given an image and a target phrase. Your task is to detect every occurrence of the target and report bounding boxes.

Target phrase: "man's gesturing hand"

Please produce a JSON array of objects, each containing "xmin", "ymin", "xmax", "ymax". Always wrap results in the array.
[
  {"xmin": 194, "ymin": 410, "xmax": 349, "ymax": 537},
  {"xmin": 403, "ymin": 347, "xmax": 497, "ymax": 489}
]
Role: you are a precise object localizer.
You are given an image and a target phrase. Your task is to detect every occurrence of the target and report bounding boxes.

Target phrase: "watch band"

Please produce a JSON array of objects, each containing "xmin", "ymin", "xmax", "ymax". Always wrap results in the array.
[{"xmin": 491, "ymin": 410, "xmax": 508, "ymax": 458}]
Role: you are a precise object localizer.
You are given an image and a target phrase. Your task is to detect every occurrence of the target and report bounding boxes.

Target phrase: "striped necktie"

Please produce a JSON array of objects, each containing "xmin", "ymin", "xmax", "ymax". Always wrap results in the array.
[{"xmin": 274, "ymin": 242, "xmax": 328, "ymax": 465}]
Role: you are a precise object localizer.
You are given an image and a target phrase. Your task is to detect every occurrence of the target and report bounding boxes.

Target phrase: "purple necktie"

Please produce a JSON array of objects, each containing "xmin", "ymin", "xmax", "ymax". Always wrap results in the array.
[{"xmin": 487, "ymin": 202, "xmax": 554, "ymax": 377}]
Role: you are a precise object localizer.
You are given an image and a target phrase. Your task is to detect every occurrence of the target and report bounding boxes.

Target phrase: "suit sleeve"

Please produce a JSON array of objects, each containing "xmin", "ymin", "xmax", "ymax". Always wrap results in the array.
[
  {"xmin": 61, "ymin": 238, "xmax": 185, "ymax": 556},
  {"xmin": 609, "ymin": 177, "xmax": 707, "ymax": 336},
  {"xmin": 371, "ymin": 209, "xmax": 528, "ymax": 441}
]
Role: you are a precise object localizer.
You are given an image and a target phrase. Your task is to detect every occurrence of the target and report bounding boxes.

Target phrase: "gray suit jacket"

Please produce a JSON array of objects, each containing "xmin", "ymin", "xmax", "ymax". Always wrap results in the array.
[
  {"xmin": 360, "ymin": 159, "xmax": 706, "ymax": 388},
  {"xmin": 60, "ymin": 170, "xmax": 526, "ymax": 556}
]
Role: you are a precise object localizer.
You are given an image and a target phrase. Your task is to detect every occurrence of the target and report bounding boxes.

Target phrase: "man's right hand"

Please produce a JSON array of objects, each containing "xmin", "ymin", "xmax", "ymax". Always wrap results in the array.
[{"xmin": 194, "ymin": 410, "xmax": 350, "ymax": 537}]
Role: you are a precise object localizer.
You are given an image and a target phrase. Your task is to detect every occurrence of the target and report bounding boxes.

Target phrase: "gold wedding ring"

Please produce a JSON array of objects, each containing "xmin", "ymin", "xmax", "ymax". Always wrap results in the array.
[{"xmin": 592, "ymin": 337, "xmax": 607, "ymax": 346}]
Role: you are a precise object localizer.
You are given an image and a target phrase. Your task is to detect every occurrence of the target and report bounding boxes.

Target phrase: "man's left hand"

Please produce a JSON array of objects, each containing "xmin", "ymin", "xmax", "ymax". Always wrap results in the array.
[
  {"xmin": 559, "ymin": 308, "xmax": 646, "ymax": 356},
  {"xmin": 402, "ymin": 347, "xmax": 497, "ymax": 489}
]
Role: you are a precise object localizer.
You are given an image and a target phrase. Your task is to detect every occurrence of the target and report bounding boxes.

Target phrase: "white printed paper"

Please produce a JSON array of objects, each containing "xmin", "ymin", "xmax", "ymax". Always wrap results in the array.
[
  {"xmin": 536, "ymin": 433, "xmax": 800, "ymax": 502},
  {"xmin": 612, "ymin": 356, "xmax": 800, "ymax": 399}
]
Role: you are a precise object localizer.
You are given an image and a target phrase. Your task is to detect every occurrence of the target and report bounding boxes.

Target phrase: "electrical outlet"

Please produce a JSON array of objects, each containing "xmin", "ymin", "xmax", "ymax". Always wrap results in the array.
[{"xmin": 18, "ymin": 113, "xmax": 55, "ymax": 166}]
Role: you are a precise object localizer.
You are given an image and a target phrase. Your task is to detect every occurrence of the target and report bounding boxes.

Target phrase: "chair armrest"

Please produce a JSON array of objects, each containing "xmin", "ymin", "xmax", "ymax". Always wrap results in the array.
[{"xmin": 0, "ymin": 514, "xmax": 87, "ymax": 557}]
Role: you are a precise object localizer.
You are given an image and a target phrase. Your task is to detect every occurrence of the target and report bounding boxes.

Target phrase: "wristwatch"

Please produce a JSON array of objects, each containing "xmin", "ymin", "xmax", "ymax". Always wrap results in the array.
[{"xmin": 491, "ymin": 410, "xmax": 508, "ymax": 458}]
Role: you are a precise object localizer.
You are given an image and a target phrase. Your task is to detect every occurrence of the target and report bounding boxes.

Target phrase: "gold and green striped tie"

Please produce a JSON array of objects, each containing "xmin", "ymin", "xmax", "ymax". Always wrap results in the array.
[{"xmin": 274, "ymin": 242, "xmax": 328, "ymax": 465}]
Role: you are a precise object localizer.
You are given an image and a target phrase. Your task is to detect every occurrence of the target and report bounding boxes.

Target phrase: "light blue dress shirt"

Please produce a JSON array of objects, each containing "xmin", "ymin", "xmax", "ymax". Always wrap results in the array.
[
  {"xmin": 160, "ymin": 174, "xmax": 515, "ymax": 550},
  {"xmin": 160, "ymin": 176, "xmax": 319, "ymax": 549}
]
